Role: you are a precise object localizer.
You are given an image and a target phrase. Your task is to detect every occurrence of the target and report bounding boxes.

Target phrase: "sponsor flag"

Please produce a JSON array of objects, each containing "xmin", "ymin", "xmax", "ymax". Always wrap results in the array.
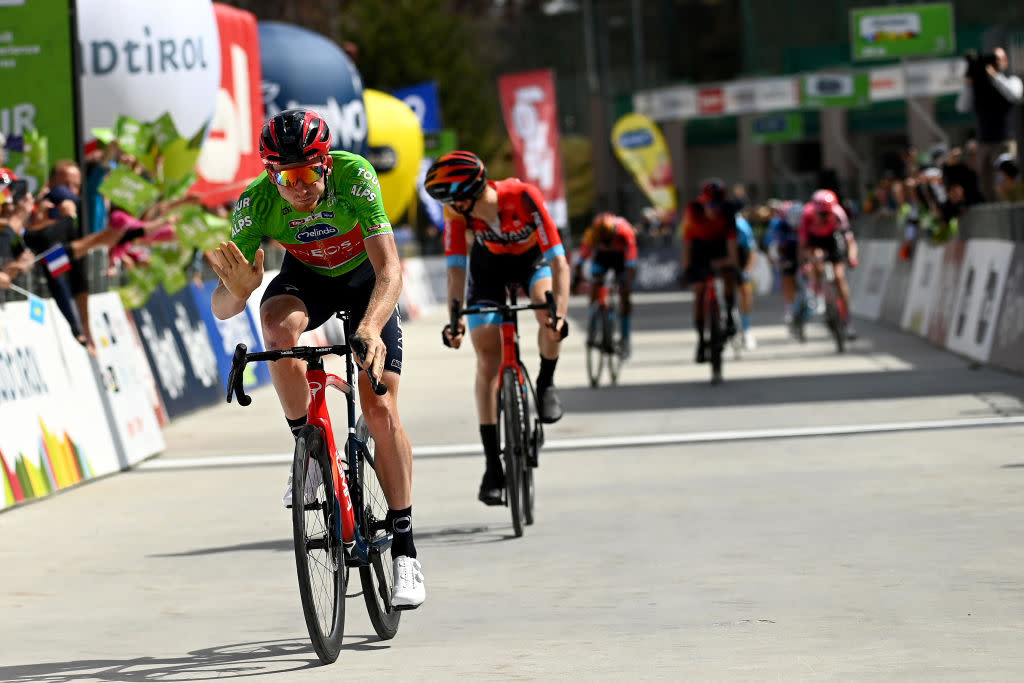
[
  {"xmin": 41, "ymin": 244, "xmax": 72, "ymax": 277},
  {"xmin": 28, "ymin": 295, "xmax": 46, "ymax": 325},
  {"xmin": 497, "ymin": 69, "xmax": 568, "ymax": 229},
  {"xmin": 610, "ymin": 113, "xmax": 678, "ymax": 216}
]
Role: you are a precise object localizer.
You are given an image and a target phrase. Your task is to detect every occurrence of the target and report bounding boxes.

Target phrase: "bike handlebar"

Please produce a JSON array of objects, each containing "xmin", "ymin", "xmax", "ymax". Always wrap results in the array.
[
  {"xmin": 444, "ymin": 290, "xmax": 568, "ymax": 347},
  {"xmin": 226, "ymin": 336, "xmax": 387, "ymax": 406}
]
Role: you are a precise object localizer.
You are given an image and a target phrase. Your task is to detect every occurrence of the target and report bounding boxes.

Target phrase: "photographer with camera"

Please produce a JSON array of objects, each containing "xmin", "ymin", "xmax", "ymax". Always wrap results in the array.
[{"xmin": 956, "ymin": 47, "xmax": 1023, "ymax": 201}]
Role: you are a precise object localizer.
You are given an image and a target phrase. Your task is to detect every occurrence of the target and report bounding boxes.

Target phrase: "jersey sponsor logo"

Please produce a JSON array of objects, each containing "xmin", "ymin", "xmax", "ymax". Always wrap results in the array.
[
  {"xmin": 288, "ymin": 211, "xmax": 336, "ymax": 228},
  {"xmin": 295, "ymin": 223, "xmax": 341, "ymax": 242},
  {"xmin": 238, "ymin": 197, "xmax": 251, "ymax": 209},
  {"xmin": 356, "ymin": 166, "xmax": 380, "ymax": 186},
  {"xmin": 232, "ymin": 214, "xmax": 252, "ymax": 236},
  {"xmin": 476, "ymin": 223, "xmax": 535, "ymax": 245},
  {"xmin": 390, "ymin": 358, "xmax": 402, "ymax": 371},
  {"xmin": 281, "ymin": 206, "xmax": 292, "ymax": 215},
  {"xmin": 282, "ymin": 230, "xmax": 365, "ymax": 269}
]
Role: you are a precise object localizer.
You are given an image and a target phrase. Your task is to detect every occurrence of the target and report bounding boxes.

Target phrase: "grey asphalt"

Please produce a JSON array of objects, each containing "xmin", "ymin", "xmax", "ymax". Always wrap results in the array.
[{"xmin": 2, "ymin": 292, "xmax": 1023, "ymax": 682}]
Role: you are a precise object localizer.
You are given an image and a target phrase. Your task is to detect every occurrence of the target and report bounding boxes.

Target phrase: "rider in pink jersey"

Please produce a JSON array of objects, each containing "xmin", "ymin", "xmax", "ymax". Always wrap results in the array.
[{"xmin": 798, "ymin": 189, "xmax": 859, "ymax": 338}]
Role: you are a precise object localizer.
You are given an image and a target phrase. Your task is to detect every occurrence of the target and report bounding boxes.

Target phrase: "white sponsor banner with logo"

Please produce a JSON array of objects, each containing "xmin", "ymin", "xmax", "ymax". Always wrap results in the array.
[
  {"xmin": 634, "ymin": 86, "xmax": 697, "ymax": 121},
  {"xmin": 724, "ymin": 81, "xmax": 758, "ymax": 114},
  {"xmin": 754, "ymin": 77, "xmax": 799, "ymax": 111},
  {"xmin": 870, "ymin": 65, "xmax": 906, "ymax": 102},
  {"xmin": 900, "ymin": 241, "xmax": 945, "ymax": 335},
  {"xmin": 850, "ymin": 240, "xmax": 898, "ymax": 320},
  {"xmin": 0, "ymin": 301, "xmax": 120, "ymax": 510},
  {"xmin": 905, "ymin": 58, "xmax": 964, "ymax": 97},
  {"xmin": 945, "ymin": 239, "xmax": 1014, "ymax": 362},
  {"xmin": 87, "ymin": 293, "xmax": 167, "ymax": 461},
  {"xmin": 77, "ymin": 0, "xmax": 221, "ymax": 140}
]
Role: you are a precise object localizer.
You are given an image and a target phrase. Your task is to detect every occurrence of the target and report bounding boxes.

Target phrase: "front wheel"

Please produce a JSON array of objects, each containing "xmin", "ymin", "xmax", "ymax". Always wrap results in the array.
[
  {"xmin": 499, "ymin": 367, "xmax": 526, "ymax": 537},
  {"xmin": 825, "ymin": 289, "xmax": 846, "ymax": 353},
  {"xmin": 707, "ymin": 293, "xmax": 724, "ymax": 385},
  {"xmin": 355, "ymin": 416, "xmax": 401, "ymax": 640},
  {"xmin": 292, "ymin": 425, "xmax": 346, "ymax": 664},
  {"xmin": 604, "ymin": 305, "xmax": 623, "ymax": 385},
  {"xmin": 585, "ymin": 306, "xmax": 605, "ymax": 387}
]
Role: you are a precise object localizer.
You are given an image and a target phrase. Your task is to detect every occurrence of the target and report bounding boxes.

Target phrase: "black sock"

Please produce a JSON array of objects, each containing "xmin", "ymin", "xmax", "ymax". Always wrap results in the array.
[
  {"xmin": 725, "ymin": 295, "xmax": 736, "ymax": 321},
  {"xmin": 286, "ymin": 415, "xmax": 308, "ymax": 438},
  {"xmin": 695, "ymin": 321, "xmax": 705, "ymax": 345},
  {"xmin": 480, "ymin": 424, "xmax": 500, "ymax": 472},
  {"xmin": 536, "ymin": 355, "xmax": 558, "ymax": 391},
  {"xmin": 388, "ymin": 506, "xmax": 416, "ymax": 559}
]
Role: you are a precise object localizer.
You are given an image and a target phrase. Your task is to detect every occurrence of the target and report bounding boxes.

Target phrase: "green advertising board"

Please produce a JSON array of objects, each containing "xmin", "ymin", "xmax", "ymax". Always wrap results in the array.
[
  {"xmin": 851, "ymin": 3, "xmax": 955, "ymax": 61},
  {"xmin": 751, "ymin": 113, "xmax": 805, "ymax": 144},
  {"xmin": 424, "ymin": 129, "xmax": 457, "ymax": 158},
  {"xmin": 802, "ymin": 73, "xmax": 871, "ymax": 109},
  {"xmin": 0, "ymin": 0, "xmax": 77, "ymax": 192}
]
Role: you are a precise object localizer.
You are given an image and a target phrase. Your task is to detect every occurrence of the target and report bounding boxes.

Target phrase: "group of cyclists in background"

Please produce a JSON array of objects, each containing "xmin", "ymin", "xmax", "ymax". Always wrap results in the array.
[{"xmin": 208, "ymin": 106, "xmax": 862, "ymax": 623}]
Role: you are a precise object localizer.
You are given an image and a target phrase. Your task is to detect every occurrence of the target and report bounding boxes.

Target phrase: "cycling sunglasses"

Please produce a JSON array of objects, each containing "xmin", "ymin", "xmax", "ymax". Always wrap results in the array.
[{"xmin": 269, "ymin": 163, "xmax": 327, "ymax": 187}]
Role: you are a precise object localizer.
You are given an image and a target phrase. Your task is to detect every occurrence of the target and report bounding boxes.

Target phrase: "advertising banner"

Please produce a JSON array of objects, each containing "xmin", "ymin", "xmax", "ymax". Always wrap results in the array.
[
  {"xmin": 392, "ymin": 81, "xmax": 443, "ymax": 133},
  {"xmin": 498, "ymin": 68, "xmax": 568, "ymax": 229},
  {"xmin": 610, "ymin": 113, "xmax": 677, "ymax": 216},
  {"xmin": 900, "ymin": 241, "xmax": 945, "ymax": 335},
  {"xmin": 192, "ymin": 3, "xmax": 266, "ymax": 207},
  {"xmin": 1, "ymin": 0, "xmax": 77, "ymax": 193},
  {"xmin": 77, "ymin": 0, "xmax": 221, "ymax": 144},
  {"xmin": 988, "ymin": 245, "xmax": 1024, "ymax": 374},
  {"xmin": 190, "ymin": 279, "xmax": 271, "ymax": 393},
  {"xmin": 364, "ymin": 89, "xmax": 423, "ymax": 223},
  {"xmin": 750, "ymin": 113, "xmax": 804, "ymax": 144},
  {"xmin": 0, "ymin": 301, "xmax": 119, "ymax": 510},
  {"xmin": 851, "ymin": 3, "xmax": 955, "ymax": 61},
  {"xmin": 697, "ymin": 87, "xmax": 725, "ymax": 116},
  {"xmin": 633, "ymin": 86, "xmax": 697, "ymax": 122},
  {"xmin": 802, "ymin": 73, "xmax": 871, "ymax": 108},
  {"xmin": 945, "ymin": 239, "xmax": 1014, "ymax": 362},
  {"xmin": 849, "ymin": 239, "xmax": 897, "ymax": 321},
  {"xmin": 926, "ymin": 240, "xmax": 966, "ymax": 347},
  {"xmin": 754, "ymin": 78, "xmax": 800, "ymax": 112},
  {"xmin": 131, "ymin": 287, "xmax": 221, "ymax": 418},
  {"xmin": 258, "ymin": 21, "xmax": 367, "ymax": 156},
  {"xmin": 880, "ymin": 249, "xmax": 914, "ymax": 326}
]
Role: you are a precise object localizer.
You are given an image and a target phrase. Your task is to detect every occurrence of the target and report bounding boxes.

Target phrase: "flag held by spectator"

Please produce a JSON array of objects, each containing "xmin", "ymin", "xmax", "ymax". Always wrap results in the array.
[
  {"xmin": 41, "ymin": 244, "xmax": 72, "ymax": 277},
  {"xmin": 28, "ymin": 295, "xmax": 46, "ymax": 325}
]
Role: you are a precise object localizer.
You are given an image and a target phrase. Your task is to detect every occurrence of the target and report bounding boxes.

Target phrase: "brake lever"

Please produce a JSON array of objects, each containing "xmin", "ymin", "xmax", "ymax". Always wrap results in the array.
[{"xmin": 227, "ymin": 343, "xmax": 252, "ymax": 406}]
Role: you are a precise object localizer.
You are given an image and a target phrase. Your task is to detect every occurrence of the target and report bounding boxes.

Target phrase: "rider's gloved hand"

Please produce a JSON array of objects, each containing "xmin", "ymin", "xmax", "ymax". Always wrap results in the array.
[{"xmin": 848, "ymin": 255, "xmax": 859, "ymax": 269}]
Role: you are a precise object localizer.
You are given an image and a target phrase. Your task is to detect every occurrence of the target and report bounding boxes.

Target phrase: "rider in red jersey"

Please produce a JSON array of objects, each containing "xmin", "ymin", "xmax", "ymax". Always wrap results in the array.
[
  {"xmin": 799, "ymin": 189, "xmax": 859, "ymax": 338},
  {"xmin": 426, "ymin": 151, "xmax": 570, "ymax": 506},
  {"xmin": 572, "ymin": 212, "xmax": 638, "ymax": 358}
]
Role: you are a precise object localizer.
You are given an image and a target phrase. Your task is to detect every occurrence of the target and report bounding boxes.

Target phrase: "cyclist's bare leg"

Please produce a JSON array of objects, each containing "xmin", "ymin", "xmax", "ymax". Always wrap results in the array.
[
  {"xmin": 470, "ymin": 324, "xmax": 502, "ymax": 424},
  {"xmin": 261, "ymin": 294, "xmax": 311, "ymax": 420},
  {"xmin": 833, "ymin": 261, "xmax": 851, "ymax": 317},
  {"xmin": 357, "ymin": 371, "xmax": 412, "ymax": 508},
  {"xmin": 691, "ymin": 280, "xmax": 707, "ymax": 333},
  {"xmin": 530, "ymin": 276, "xmax": 562, "ymax": 360}
]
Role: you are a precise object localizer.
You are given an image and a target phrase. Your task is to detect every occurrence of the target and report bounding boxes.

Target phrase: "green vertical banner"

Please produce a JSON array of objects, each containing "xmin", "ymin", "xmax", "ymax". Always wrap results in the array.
[
  {"xmin": 851, "ymin": 3, "xmax": 955, "ymax": 61},
  {"xmin": 0, "ymin": 0, "xmax": 77, "ymax": 193}
]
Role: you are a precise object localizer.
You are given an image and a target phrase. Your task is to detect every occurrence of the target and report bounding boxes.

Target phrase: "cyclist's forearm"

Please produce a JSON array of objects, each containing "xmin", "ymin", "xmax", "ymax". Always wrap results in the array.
[
  {"xmin": 447, "ymin": 266, "xmax": 467, "ymax": 308},
  {"xmin": 550, "ymin": 255, "xmax": 570, "ymax": 317},
  {"xmin": 211, "ymin": 281, "xmax": 249, "ymax": 319},
  {"xmin": 362, "ymin": 257, "xmax": 403, "ymax": 334}
]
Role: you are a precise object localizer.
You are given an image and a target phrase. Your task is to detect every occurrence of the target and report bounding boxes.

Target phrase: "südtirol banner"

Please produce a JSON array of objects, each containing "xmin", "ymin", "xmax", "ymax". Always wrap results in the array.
[
  {"xmin": 1, "ymin": 0, "xmax": 77, "ymax": 193},
  {"xmin": 497, "ymin": 69, "xmax": 567, "ymax": 229},
  {"xmin": 610, "ymin": 113, "xmax": 677, "ymax": 217}
]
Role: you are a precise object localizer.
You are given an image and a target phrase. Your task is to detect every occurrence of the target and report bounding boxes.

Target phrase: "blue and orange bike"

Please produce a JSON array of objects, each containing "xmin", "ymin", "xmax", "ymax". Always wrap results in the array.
[{"xmin": 226, "ymin": 311, "xmax": 399, "ymax": 664}]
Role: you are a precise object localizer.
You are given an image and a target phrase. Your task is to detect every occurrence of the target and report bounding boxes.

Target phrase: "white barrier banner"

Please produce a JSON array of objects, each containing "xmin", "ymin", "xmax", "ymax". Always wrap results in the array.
[
  {"xmin": 945, "ymin": 239, "xmax": 1014, "ymax": 362},
  {"xmin": 89, "ymin": 293, "xmax": 167, "ymax": 462},
  {"xmin": 850, "ymin": 239, "xmax": 897, "ymax": 320},
  {"xmin": 900, "ymin": 241, "xmax": 946, "ymax": 335},
  {"xmin": 0, "ymin": 301, "xmax": 119, "ymax": 509}
]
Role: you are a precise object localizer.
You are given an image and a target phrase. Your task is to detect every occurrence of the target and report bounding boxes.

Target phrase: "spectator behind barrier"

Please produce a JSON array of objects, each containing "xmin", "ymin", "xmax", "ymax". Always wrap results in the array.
[
  {"xmin": 956, "ymin": 47, "xmax": 1023, "ymax": 201},
  {"xmin": 994, "ymin": 153, "xmax": 1024, "ymax": 202}
]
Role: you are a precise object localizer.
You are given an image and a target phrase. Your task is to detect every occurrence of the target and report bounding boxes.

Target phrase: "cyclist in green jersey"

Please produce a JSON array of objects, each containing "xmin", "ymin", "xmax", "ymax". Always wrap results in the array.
[{"xmin": 209, "ymin": 109, "xmax": 424, "ymax": 610}]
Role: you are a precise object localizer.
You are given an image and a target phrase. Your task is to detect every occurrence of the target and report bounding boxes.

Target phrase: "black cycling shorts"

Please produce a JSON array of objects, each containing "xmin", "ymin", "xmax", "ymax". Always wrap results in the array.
[
  {"xmin": 684, "ymin": 238, "xmax": 729, "ymax": 284},
  {"xmin": 262, "ymin": 253, "xmax": 404, "ymax": 375},
  {"xmin": 777, "ymin": 242, "xmax": 799, "ymax": 276},
  {"xmin": 589, "ymin": 250, "xmax": 628, "ymax": 283},
  {"xmin": 806, "ymin": 231, "xmax": 848, "ymax": 264},
  {"xmin": 465, "ymin": 242, "xmax": 551, "ymax": 328}
]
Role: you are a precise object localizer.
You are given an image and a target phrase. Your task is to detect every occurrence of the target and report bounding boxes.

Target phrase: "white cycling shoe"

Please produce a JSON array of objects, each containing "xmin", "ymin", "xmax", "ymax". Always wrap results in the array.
[
  {"xmin": 391, "ymin": 555, "xmax": 426, "ymax": 610},
  {"xmin": 282, "ymin": 463, "xmax": 322, "ymax": 509}
]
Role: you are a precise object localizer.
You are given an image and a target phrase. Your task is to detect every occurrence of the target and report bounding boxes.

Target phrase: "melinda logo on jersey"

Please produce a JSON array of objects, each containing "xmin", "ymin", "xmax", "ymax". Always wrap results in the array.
[{"xmin": 294, "ymin": 224, "xmax": 340, "ymax": 243}]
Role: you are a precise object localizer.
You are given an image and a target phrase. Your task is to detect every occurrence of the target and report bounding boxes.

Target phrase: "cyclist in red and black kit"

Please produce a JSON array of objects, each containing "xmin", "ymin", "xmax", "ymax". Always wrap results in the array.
[
  {"xmin": 426, "ymin": 151, "xmax": 570, "ymax": 506},
  {"xmin": 799, "ymin": 189, "xmax": 859, "ymax": 339},
  {"xmin": 679, "ymin": 179, "xmax": 740, "ymax": 363},
  {"xmin": 572, "ymin": 212, "xmax": 638, "ymax": 358}
]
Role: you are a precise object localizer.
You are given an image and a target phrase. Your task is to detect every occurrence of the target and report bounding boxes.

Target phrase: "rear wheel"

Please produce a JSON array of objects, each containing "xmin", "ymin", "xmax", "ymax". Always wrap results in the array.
[
  {"xmin": 520, "ymin": 378, "xmax": 536, "ymax": 526},
  {"xmin": 292, "ymin": 425, "xmax": 346, "ymax": 664},
  {"xmin": 354, "ymin": 416, "xmax": 401, "ymax": 640},
  {"xmin": 500, "ymin": 367, "xmax": 526, "ymax": 537},
  {"xmin": 604, "ymin": 303, "xmax": 623, "ymax": 385},
  {"xmin": 708, "ymin": 293, "xmax": 724, "ymax": 385},
  {"xmin": 825, "ymin": 289, "xmax": 846, "ymax": 353},
  {"xmin": 585, "ymin": 306, "xmax": 605, "ymax": 387}
]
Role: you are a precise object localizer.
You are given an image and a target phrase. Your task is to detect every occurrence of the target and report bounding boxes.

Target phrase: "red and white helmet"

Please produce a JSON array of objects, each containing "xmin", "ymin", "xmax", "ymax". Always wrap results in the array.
[{"xmin": 811, "ymin": 189, "xmax": 838, "ymax": 213}]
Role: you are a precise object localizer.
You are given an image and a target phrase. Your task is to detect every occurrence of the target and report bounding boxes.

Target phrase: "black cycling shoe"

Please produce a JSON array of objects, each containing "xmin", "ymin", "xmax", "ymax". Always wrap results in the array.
[
  {"xmin": 538, "ymin": 385, "xmax": 564, "ymax": 424},
  {"xmin": 724, "ymin": 318, "xmax": 738, "ymax": 338},
  {"xmin": 478, "ymin": 469, "xmax": 505, "ymax": 506},
  {"xmin": 695, "ymin": 341, "xmax": 708, "ymax": 364}
]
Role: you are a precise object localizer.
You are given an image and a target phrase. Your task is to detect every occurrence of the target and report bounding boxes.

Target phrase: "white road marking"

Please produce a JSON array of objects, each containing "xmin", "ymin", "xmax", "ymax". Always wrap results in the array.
[{"xmin": 138, "ymin": 415, "xmax": 1024, "ymax": 470}]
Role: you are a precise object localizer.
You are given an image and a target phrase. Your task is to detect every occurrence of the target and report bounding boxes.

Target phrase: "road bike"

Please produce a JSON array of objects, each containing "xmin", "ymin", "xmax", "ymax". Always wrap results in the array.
[
  {"xmin": 697, "ymin": 265, "xmax": 734, "ymax": 385},
  {"xmin": 789, "ymin": 269, "xmax": 815, "ymax": 344},
  {"xmin": 585, "ymin": 273, "xmax": 624, "ymax": 387},
  {"xmin": 447, "ymin": 287, "xmax": 564, "ymax": 537},
  {"xmin": 813, "ymin": 256, "xmax": 848, "ymax": 353},
  {"xmin": 225, "ymin": 312, "xmax": 399, "ymax": 664}
]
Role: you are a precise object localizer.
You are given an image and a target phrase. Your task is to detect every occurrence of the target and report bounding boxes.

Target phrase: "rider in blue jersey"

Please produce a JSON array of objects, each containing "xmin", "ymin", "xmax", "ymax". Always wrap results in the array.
[{"xmin": 734, "ymin": 213, "xmax": 759, "ymax": 350}]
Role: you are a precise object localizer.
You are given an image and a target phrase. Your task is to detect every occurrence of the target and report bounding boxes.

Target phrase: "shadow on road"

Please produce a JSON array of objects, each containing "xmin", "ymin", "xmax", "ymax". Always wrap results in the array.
[
  {"xmin": 562, "ymin": 365, "xmax": 1024, "ymax": 414},
  {"xmin": 151, "ymin": 539, "xmax": 291, "ymax": 558},
  {"xmin": 414, "ymin": 523, "xmax": 519, "ymax": 545},
  {"xmin": 0, "ymin": 637, "xmax": 390, "ymax": 681}
]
